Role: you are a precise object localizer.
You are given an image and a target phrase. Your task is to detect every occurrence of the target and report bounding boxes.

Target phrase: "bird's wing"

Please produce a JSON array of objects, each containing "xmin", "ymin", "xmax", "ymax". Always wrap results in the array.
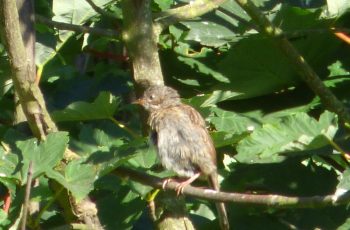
[{"xmin": 181, "ymin": 104, "xmax": 217, "ymax": 164}]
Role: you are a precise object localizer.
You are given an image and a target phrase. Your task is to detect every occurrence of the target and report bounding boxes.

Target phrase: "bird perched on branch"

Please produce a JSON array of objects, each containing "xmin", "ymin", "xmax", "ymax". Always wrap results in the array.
[{"xmin": 135, "ymin": 85, "xmax": 229, "ymax": 230}]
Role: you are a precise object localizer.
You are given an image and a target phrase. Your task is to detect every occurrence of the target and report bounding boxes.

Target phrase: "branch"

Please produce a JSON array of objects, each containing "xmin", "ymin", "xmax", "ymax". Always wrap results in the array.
[
  {"xmin": 154, "ymin": 0, "xmax": 227, "ymax": 29},
  {"xmin": 0, "ymin": 2, "xmax": 101, "ymax": 228},
  {"xmin": 36, "ymin": 15, "xmax": 119, "ymax": 38},
  {"xmin": 121, "ymin": 0, "xmax": 164, "ymax": 87},
  {"xmin": 233, "ymin": 0, "xmax": 350, "ymax": 124},
  {"xmin": 0, "ymin": 0, "xmax": 58, "ymax": 138},
  {"xmin": 282, "ymin": 27, "xmax": 350, "ymax": 39},
  {"xmin": 84, "ymin": 0, "xmax": 118, "ymax": 20},
  {"xmin": 114, "ymin": 167, "xmax": 350, "ymax": 208}
]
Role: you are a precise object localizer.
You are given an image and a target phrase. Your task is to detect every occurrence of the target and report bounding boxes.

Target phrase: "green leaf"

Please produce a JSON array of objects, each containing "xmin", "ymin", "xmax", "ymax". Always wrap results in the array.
[
  {"xmin": 337, "ymin": 216, "xmax": 350, "ymax": 230},
  {"xmin": 336, "ymin": 168, "xmax": 350, "ymax": 191},
  {"xmin": 192, "ymin": 203, "xmax": 216, "ymax": 221},
  {"xmin": 328, "ymin": 61, "xmax": 350, "ymax": 77},
  {"xmin": 47, "ymin": 160, "xmax": 96, "ymax": 201},
  {"xmin": 52, "ymin": 92, "xmax": 120, "ymax": 122},
  {"xmin": 236, "ymin": 111, "xmax": 338, "ymax": 163},
  {"xmin": 182, "ymin": 20, "xmax": 240, "ymax": 47},
  {"xmin": 0, "ymin": 148, "xmax": 21, "ymax": 182},
  {"xmin": 211, "ymin": 131, "xmax": 244, "ymax": 148},
  {"xmin": 154, "ymin": 0, "xmax": 173, "ymax": 11},
  {"xmin": 0, "ymin": 209, "xmax": 10, "ymax": 227},
  {"xmin": 127, "ymin": 146, "xmax": 158, "ymax": 169},
  {"xmin": 209, "ymin": 108, "xmax": 261, "ymax": 134},
  {"xmin": 178, "ymin": 51, "xmax": 230, "ymax": 83},
  {"xmin": 97, "ymin": 189, "xmax": 144, "ymax": 229},
  {"xmin": 36, "ymin": 0, "xmax": 114, "ymax": 66},
  {"xmin": 17, "ymin": 132, "xmax": 68, "ymax": 180}
]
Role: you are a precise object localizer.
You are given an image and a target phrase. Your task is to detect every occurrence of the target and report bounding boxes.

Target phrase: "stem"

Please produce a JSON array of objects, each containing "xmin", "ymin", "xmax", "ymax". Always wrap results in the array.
[
  {"xmin": 33, "ymin": 187, "xmax": 64, "ymax": 228},
  {"xmin": 36, "ymin": 15, "xmax": 119, "ymax": 38},
  {"xmin": 154, "ymin": 0, "xmax": 227, "ymax": 29},
  {"xmin": 109, "ymin": 117, "xmax": 140, "ymax": 138},
  {"xmin": 21, "ymin": 161, "xmax": 33, "ymax": 230},
  {"xmin": 84, "ymin": 0, "xmax": 118, "ymax": 20}
]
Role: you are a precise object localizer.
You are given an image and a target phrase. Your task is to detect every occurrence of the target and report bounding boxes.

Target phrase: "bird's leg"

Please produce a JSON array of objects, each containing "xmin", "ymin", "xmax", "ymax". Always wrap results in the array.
[
  {"xmin": 162, "ymin": 173, "xmax": 201, "ymax": 196},
  {"xmin": 175, "ymin": 173, "xmax": 201, "ymax": 195}
]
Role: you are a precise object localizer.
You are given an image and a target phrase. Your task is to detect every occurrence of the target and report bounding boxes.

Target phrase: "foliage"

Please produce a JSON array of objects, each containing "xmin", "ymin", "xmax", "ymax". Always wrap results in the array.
[{"xmin": 0, "ymin": 0, "xmax": 350, "ymax": 229}]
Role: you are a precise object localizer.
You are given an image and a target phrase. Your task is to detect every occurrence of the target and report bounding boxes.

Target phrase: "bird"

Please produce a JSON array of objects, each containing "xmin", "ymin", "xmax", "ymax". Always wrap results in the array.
[{"xmin": 135, "ymin": 85, "xmax": 229, "ymax": 230}]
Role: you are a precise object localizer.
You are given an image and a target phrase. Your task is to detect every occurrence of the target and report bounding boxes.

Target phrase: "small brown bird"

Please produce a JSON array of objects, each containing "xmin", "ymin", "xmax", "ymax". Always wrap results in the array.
[{"xmin": 135, "ymin": 85, "xmax": 229, "ymax": 230}]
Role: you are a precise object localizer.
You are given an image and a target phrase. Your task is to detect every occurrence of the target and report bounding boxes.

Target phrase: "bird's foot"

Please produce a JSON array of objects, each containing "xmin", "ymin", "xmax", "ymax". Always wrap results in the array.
[
  {"xmin": 162, "ymin": 173, "xmax": 201, "ymax": 196},
  {"xmin": 162, "ymin": 178, "xmax": 173, "ymax": 190}
]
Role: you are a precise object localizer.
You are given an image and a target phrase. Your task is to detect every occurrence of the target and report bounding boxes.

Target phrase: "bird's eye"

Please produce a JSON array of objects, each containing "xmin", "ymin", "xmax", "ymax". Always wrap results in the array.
[{"xmin": 149, "ymin": 94, "xmax": 155, "ymax": 100}]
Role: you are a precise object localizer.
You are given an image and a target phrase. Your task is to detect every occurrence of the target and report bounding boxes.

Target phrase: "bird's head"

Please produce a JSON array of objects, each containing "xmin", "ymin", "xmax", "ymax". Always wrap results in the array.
[{"xmin": 134, "ymin": 85, "xmax": 181, "ymax": 112}]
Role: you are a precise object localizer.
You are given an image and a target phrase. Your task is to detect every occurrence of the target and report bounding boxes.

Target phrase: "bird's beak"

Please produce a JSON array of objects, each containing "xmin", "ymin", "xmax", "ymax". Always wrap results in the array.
[{"xmin": 133, "ymin": 98, "xmax": 145, "ymax": 105}]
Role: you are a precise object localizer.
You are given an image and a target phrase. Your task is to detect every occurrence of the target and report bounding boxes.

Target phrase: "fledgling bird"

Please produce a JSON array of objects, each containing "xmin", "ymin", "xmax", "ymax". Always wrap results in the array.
[{"xmin": 135, "ymin": 85, "xmax": 229, "ymax": 230}]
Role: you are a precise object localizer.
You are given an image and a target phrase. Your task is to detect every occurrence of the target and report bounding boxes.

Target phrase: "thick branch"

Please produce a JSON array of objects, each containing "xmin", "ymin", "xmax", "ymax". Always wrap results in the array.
[
  {"xmin": 1, "ymin": 2, "xmax": 102, "ymax": 229},
  {"xmin": 14, "ymin": 0, "xmax": 36, "ymax": 124},
  {"xmin": 154, "ymin": 0, "xmax": 227, "ymax": 29},
  {"xmin": 114, "ymin": 167, "xmax": 350, "ymax": 209},
  {"xmin": 122, "ymin": 0, "xmax": 164, "ymax": 88},
  {"xmin": 36, "ymin": 15, "xmax": 119, "ymax": 38},
  {"xmin": 0, "ymin": 0, "xmax": 57, "ymax": 139},
  {"xmin": 234, "ymin": 0, "xmax": 350, "ymax": 124}
]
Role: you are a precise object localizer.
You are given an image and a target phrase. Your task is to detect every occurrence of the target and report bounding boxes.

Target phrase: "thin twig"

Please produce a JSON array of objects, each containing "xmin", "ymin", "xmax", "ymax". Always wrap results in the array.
[
  {"xmin": 234, "ymin": 0, "xmax": 350, "ymax": 124},
  {"xmin": 113, "ymin": 166, "xmax": 350, "ymax": 208},
  {"xmin": 21, "ymin": 161, "xmax": 33, "ymax": 230},
  {"xmin": 36, "ymin": 15, "xmax": 119, "ymax": 38},
  {"xmin": 154, "ymin": 0, "xmax": 227, "ymax": 29},
  {"xmin": 85, "ymin": 0, "xmax": 118, "ymax": 20},
  {"xmin": 282, "ymin": 27, "xmax": 350, "ymax": 39}
]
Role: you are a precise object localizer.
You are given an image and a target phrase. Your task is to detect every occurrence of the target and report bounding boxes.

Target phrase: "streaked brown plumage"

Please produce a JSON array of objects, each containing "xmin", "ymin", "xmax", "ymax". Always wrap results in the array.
[{"xmin": 136, "ymin": 85, "xmax": 229, "ymax": 230}]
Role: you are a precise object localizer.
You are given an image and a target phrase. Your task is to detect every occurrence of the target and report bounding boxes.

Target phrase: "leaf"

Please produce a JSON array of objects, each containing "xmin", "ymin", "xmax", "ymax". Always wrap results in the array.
[
  {"xmin": 36, "ymin": 0, "xmax": 114, "ymax": 66},
  {"xmin": 180, "ymin": 0, "xmax": 270, "ymax": 47},
  {"xmin": 209, "ymin": 108, "xmax": 261, "ymax": 134},
  {"xmin": 178, "ymin": 56, "xmax": 230, "ymax": 83},
  {"xmin": 182, "ymin": 20, "xmax": 240, "ymax": 47},
  {"xmin": 336, "ymin": 168, "xmax": 350, "ymax": 191},
  {"xmin": 52, "ymin": 92, "xmax": 119, "ymax": 122},
  {"xmin": 127, "ymin": 146, "xmax": 158, "ymax": 169},
  {"xmin": 236, "ymin": 111, "xmax": 338, "ymax": 163},
  {"xmin": 154, "ymin": 0, "xmax": 173, "ymax": 11},
  {"xmin": 72, "ymin": 125, "xmax": 123, "ymax": 156},
  {"xmin": 337, "ymin": 217, "xmax": 350, "ymax": 230},
  {"xmin": 0, "ymin": 209, "xmax": 10, "ymax": 227},
  {"xmin": 17, "ymin": 132, "xmax": 68, "ymax": 180},
  {"xmin": 97, "ymin": 189, "xmax": 143, "ymax": 229},
  {"xmin": 326, "ymin": 0, "xmax": 350, "ymax": 17},
  {"xmin": 328, "ymin": 61, "xmax": 350, "ymax": 77},
  {"xmin": 192, "ymin": 203, "xmax": 216, "ymax": 221},
  {"xmin": 47, "ymin": 160, "xmax": 96, "ymax": 201},
  {"xmin": 0, "ymin": 148, "xmax": 21, "ymax": 182}
]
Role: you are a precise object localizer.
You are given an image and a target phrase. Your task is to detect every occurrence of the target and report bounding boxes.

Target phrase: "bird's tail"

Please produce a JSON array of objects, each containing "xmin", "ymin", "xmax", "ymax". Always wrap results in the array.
[{"xmin": 208, "ymin": 172, "xmax": 230, "ymax": 230}]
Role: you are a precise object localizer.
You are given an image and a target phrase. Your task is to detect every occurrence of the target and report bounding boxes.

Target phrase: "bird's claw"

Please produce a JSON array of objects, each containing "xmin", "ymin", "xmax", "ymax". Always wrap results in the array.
[
  {"xmin": 162, "ymin": 178, "xmax": 186, "ymax": 196},
  {"xmin": 162, "ymin": 178, "xmax": 172, "ymax": 190}
]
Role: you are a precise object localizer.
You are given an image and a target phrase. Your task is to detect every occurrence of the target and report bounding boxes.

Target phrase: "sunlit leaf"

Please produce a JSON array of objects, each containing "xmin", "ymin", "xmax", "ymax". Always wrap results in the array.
[
  {"xmin": 236, "ymin": 111, "xmax": 338, "ymax": 163},
  {"xmin": 47, "ymin": 160, "xmax": 96, "ymax": 201},
  {"xmin": 17, "ymin": 132, "xmax": 68, "ymax": 181},
  {"xmin": 52, "ymin": 92, "xmax": 119, "ymax": 122}
]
